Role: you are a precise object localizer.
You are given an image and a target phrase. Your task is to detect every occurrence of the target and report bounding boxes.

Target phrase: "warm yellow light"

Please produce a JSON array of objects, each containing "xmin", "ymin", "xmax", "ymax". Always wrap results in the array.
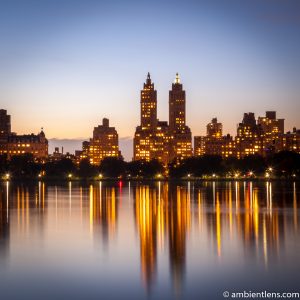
[
  {"xmin": 5, "ymin": 173, "xmax": 10, "ymax": 179},
  {"xmin": 265, "ymin": 172, "xmax": 270, "ymax": 178},
  {"xmin": 68, "ymin": 173, "xmax": 73, "ymax": 178},
  {"xmin": 99, "ymin": 173, "xmax": 103, "ymax": 179},
  {"xmin": 268, "ymin": 167, "xmax": 273, "ymax": 172}
]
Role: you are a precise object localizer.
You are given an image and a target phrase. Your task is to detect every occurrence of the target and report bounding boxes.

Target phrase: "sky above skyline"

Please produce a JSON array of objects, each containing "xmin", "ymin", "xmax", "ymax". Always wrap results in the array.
[{"xmin": 0, "ymin": 0, "xmax": 299, "ymax": 159}]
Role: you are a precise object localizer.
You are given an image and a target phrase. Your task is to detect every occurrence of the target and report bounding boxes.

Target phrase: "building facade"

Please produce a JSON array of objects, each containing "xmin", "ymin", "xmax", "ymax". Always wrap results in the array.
[
  {"xmin": 134, "ymin": 73, "xmax": 192, "ymax": 165},
  {"xmin": 257, "ymin": 111, "xmax": 284, "ymax": 154},
  {"xmin": 194, "ymin": 118, "xmax": 235, "ymax": 158},
  {"xmin": 168, "ymin": 73, "xmax": 192, "ymax": 161},
  {"xmin": 0, "ymin": 109, "xmax": 48, "ymax": 160},
  {"xmin": 79, "ymin": 118, "xmax": 120, "ymax": 165},
  {"xmin": 235, "ymin": 113, "xmax": 263, "ymax": 158},
  {"xmin": 194, "ymin": 111, "xmax": 299, "ymax": 159}
]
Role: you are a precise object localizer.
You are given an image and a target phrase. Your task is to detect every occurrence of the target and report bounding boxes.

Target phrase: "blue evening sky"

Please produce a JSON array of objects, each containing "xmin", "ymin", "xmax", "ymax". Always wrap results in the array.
[{"xmin": 0, "ymin": 0, "xmax": 299, "ymax": 158}]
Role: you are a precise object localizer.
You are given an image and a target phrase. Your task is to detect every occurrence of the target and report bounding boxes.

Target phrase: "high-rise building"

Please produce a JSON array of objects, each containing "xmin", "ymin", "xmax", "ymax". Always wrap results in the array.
[
  {"xmin": 134, "ymin": 73, "xmax": 192, "ymax": 165},
  {"xmin": 134, "ymin": 73, "xmax": 171, "ymax": 164},
  {"xmin": 168, "ymin": 74, "xmax": 192, "ymax": 161},
  {"xmin": 141, "ymin": 72, "xmax": 157, "ymax": 129},
  {"xmin": 194, "ymin": 118, "xmax": 235, "ymax": 158},
  {"xmin": 207, "ymin": 118, "xmax": 222, "ymax": 138},
  {"xmin": 0, "ymin": 109, "xmax": 11, "ymax": 136},
  {"xmin": 257, "ymin": 111, "xmax": 284, "ymax": 154},
  {"xmin": 235, "ymin": 113, "xmax": 263, "ymax": 158},
  {"xmin": 86, "ymin": 118, "xmax": 120, "ymax": 165},
  {"xmin": 280, "ymin": 127, "xmax": 300, "ymax": 153}
]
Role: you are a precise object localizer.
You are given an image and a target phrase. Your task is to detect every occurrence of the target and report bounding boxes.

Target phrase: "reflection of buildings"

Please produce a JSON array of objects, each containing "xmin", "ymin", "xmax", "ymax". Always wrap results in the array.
[
  {"xmin": 0, "ymin": 183, "xmax": 9, "ymax": 259},
  {"xmin": 134, "ymin": 183, "xmax": 191, "ymax": 293},
  {"xmin": 133, "ymin": 73, "xmax": 192, "ymax": 164},
  {"xmin": 0, "ymin": 109, "xmax": 48, "ymax": 160},
  {"xmin": 89, "ymin": 184, "xmax": 118, "ymax": 244},
  {"xmin": 201, "ymin": 181, "xmax": 292, "ymax": 264},
  {"xmin": 168, "ymin": 185, "xmax": 191, "ymax": 293},
  {"xmin": 78, "ymin": 118, "xmax": 121, "ymax": 165},
  {"xmin": 134, "ymin": 185, "xmax": 158, "ymax": 290}
]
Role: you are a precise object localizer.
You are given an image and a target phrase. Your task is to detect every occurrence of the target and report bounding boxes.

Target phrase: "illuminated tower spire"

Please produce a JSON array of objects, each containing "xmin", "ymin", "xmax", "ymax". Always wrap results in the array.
[
  {"xmin": 146, "ymin": 72, "xmax": 151, "ymax": 84},
  {"xmin": 175, "ymin": 73, "xmax": 180, "ymax": 84}
]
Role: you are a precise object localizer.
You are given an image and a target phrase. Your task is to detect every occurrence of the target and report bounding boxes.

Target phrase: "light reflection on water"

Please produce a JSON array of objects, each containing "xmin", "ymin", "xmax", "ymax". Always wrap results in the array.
[{"xmin": 0, "ymin": 181, "xmax": 299, "ymax": 299}]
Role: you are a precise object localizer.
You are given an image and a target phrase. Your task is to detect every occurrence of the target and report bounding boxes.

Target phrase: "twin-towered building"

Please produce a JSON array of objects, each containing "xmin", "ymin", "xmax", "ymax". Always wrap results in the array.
[
  {"xmin": 78, "ymin": 72, "xmax": 192, "ymax": 165},
  {"xmin": 1, "ymin": 74, "xmax": 300, "ymax": 165},
  {"xmin": 134, "ymin": 73, "xmax": 192, "ymax": 164}
]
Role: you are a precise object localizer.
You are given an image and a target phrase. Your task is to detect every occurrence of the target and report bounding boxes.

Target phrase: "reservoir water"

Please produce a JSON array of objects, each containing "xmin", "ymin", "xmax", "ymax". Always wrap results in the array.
[{"xmin": 0, "ymin": 181, "xmax": 299, "ymax": 299}]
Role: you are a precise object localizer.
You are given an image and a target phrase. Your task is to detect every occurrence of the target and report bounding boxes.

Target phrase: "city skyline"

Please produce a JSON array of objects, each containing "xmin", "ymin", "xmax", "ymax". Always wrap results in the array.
[
  {"xmin": 0, "ymin": 0, "xmax": 299, "ymax": 157},
  {"xmin": 2, "ymin": 70, "xmax": 300, "ymax": 160}
]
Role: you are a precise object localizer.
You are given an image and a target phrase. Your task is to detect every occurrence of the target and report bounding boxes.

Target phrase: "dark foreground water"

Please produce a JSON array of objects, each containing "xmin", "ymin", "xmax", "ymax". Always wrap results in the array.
[{"xmin": 0, "ymin": 180, "xmax": 299, "ymax": 300}]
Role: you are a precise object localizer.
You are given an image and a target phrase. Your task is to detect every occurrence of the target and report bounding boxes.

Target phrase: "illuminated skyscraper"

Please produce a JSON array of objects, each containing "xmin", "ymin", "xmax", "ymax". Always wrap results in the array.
[
  {"xmin": 168, "ymin": 74, "xmax": 192, "ymax": 161},
  {"xmin": 84, "ymin": 118, "xmax": 120, "ymax": 165},
  {"xmin": 141, "ymin": 72, "xmax": 157, "ymax": 129},
  {"xmin": 134, "ymin": 73, "xmax": 170, "ymax": 164},
  {"xmin": 134, "ymin": 73, "xmax": 192, "ymax": 164}
]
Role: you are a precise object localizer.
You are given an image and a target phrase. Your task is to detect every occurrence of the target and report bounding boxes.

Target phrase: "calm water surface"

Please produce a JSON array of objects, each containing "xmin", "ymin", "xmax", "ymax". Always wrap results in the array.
[{"xmin": 0, "ymin": 181, "xmax": 299, "ymax": 299}]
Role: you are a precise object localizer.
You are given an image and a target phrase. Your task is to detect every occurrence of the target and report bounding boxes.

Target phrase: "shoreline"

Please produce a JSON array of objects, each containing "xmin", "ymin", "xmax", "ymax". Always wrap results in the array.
[{"xmin": 1, "ymin": 177, "xmax": 298, "ymax": 183}]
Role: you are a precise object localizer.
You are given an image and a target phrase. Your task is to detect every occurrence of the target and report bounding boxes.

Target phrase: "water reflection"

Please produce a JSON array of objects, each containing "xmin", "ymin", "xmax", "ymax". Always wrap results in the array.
[
  {"xmin": 0, "ymin": 182, "xmax": 9, "ymax": 261},
  {"xmin": 90, "ymin": 183, "xmax": 118, "ymax": 245},
  {"xmin": 0, "ymin": 181, "xmax": 299, "ymax": 299}
]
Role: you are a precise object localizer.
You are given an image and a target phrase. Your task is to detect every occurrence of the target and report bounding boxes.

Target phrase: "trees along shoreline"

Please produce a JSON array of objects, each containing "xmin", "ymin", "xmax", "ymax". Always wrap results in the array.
[{"xmin": 0, "ymin": 151, "xmax": 299, "ymax": 181}]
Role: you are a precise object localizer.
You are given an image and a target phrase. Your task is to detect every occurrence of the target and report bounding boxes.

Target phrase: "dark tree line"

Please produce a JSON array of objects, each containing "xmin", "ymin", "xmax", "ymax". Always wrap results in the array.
[
  {"xmin": 169, "ymin": 151, "xmax": 300, "ymax": 178},
  {"xmin": 0, "ymin": 155, "xmax": 164, "ymax": 179},
  {"xmin": 0, "ymin": 151, "xmax": 299, "ymax": 179}
]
